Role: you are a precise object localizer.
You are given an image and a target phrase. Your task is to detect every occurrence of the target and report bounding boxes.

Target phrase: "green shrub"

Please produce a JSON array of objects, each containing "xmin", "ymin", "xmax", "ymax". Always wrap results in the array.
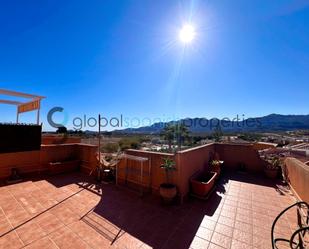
[
  {"xmin": 118, "ymin": 137, "xmax": 142, "ymax": 150},
  {"xmin": 102, "ymin": 143, "xmax": 119, "ymax": 153}
]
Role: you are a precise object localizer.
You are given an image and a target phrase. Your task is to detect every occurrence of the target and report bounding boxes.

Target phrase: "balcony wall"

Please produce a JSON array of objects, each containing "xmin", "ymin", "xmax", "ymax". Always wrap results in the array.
[
  {"xmin": 42, "ymin": 135, "xmax": 81, "ymax": 145},
  {"xmin": 176, "ymin": 144, "xmax": 215, "ymax": 200},
  {"xmin": 284, "ymin": 157, "xmax": 309, "ymax": 203},
  {"xmin": 0, "ymin": 150, "xmax": 41, "ymax": 178},
  {"xmin": 120, "ymin": 143, "xmax": 265, "ymax": 201},
  {"xmin": 214, "ymin": 143, "xmax": 264, "ymax": 172},
  {"xmin": 0, "ymin": 143, "xmax": 97, "ymax": 179}
]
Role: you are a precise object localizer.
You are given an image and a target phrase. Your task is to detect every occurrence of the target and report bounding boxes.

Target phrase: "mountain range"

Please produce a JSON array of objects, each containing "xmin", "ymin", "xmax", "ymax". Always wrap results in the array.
[{"xmin": 114, "ymin": 114, "xmax": 309, "ymax": 134}]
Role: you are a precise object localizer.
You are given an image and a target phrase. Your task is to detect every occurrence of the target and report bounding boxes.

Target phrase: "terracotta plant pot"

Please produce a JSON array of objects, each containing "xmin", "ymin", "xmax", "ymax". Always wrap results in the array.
[
  {"xmin": 264, "ymin": 168, "xmax": 278, "ymax": 179},
  {"xmin": 190, "ymin": 171, "xmax": 217, "ymax": 196},
  {"xmin": 159, "ymin": 183, "xmax": 177, "ymax": 201}
]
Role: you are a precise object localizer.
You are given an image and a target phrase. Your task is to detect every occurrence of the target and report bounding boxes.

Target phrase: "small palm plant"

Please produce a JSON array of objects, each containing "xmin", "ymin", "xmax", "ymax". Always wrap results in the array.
[
  {"xmin": 210, "ymin": 160, "xmax": 221, "ymax": 167},
  {"xmin": 160, "ymin": 157, "xmax": 176, "ymax": 185},
  {"xmin": 160, "ymin": 157, "xmax": 177, "ymax": 201}
]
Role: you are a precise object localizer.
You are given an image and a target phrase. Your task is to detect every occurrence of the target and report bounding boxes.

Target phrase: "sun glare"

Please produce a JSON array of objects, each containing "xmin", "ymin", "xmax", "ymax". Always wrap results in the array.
[{"xmin": 179, "ymin": 24, "xmax": 196, "ymax": 44}]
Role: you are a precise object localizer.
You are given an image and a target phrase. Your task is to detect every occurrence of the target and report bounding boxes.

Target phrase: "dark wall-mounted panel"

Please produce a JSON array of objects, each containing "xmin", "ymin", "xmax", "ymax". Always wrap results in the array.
[{"xmin": 0, "ymin": 124, "xmax": 42, "ymax": 153}]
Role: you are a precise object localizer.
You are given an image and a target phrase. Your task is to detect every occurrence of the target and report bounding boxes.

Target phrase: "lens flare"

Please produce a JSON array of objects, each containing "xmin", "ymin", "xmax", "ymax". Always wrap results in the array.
[{"xmin": 179, "ymin": 24, "xmax": 196, "ymax": 44}]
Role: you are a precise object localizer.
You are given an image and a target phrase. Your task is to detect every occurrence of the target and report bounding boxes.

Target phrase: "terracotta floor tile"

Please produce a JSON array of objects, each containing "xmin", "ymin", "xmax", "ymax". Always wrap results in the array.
[
  {"xmin": 218, "ymin": 216, "xmax": 235, "ymax": 228},
  {"xmin": 0, "ymin": 217, "xmax": 13, "ymax": 234},
  {"xmin": 200, "ymin": 218, "xmax": 217, "ymax": 230},
  {"xmin": 16, "ymin": 221, "xmax": 46, "ymax": 245},
  {"xmin": 35, "ymin": 212, "xmax": 65, "ymax": 234},
  {"xmin": 221, "ymin": 204, "xmax": 237, "ymax": 213},
  {"xmin": 224, "ymin": 200, "xmax": 238, "ymax": 207},
  {"xmin": 6, "ymin": 208, "xmax": 32, "ymax": 227},
  {"xmin": 0, "ymin": 231, "xmax": 24, "ymax": 249},
  {"xmin": 24, "ymin": 237, "xmax": 58, "ymax": 249},
  {"xmin": 81, "ymin": 212, "xmax": 121, "ymax": 241},
  {"xmin": 232, "ymin": 228, "xmax": 253, "ymax": 244},
  {"xmin": 49, "ymin": 226, "xmax": 91, "ymax": 249},
  {"xmin": 214, "ymin": 223, "xmax": 233, "ymax": 237},
  {"xmin": 236, "ymin": 213, "xmax": 252, "ymax": 224},
  {"xmin": 211, "ymin": 232, "xmax": 232, "ymax": 249},
  {"xmin": 51, "ymin": 205, "xmax": 79, "ymax": 225},
  {"xmin": 234, "ymin": 220, "xmax": 252, "ymax": 233},
  {"xmin": 231, "ymin": 239, "xmax": 253, "ymax": 249},
  {"xmin": 252, "ymin": 226, "xmax": 271, "ymax": 240},
  {"xmin": 252, "ymin": 235, "xmax": 272, "ymax": 249},
  {"xmin": 196, "ymin": 226, "xmax": 213, "ymax": 241},
  {"xmin": 220, "ymin": 210, "xmax": 236, "ymax": 219},
  {"xmin": 139, "ymin": 243, "xmax": 153, "ymax": 249},
  {"xmin": 207, "ymin": 242, "xmax": 225, "ymax": 248},
  {"xmin": 190, "ymin": 236, "xmax": 210, "ymax": 249},
  {"xmin": 68, "ymin": 220, "xmax": 113, "ymax": 249},
  {"xmin": 112, "ymin": 232, "xmax": 144, "ymax": 249}
]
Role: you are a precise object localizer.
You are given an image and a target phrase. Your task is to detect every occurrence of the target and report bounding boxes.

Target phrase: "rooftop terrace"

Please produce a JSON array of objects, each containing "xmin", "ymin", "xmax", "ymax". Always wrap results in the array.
[
  {"xmin": 0, "ymin": 133, "xmax": 308, "ymax": 249},
  {"xmin": 0, "ymin": 171, "xmax": 299, "ymax": 249}
]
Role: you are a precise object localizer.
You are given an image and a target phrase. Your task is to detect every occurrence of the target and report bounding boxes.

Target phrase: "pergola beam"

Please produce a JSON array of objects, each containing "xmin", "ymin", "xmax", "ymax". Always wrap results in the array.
[
  {"xmin": 0, "ymin": 99, "xmax": 23, "ymax": 105},
  {"xmin": 0, "ymin": 89, "xmax": 45, "ymax": 99},
  {"xmin": 0, "ymin": 89, "xmax": 45, "ymax": 125}
]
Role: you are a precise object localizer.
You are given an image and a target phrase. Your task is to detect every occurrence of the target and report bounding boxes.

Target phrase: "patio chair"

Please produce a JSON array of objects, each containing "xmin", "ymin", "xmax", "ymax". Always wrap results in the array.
[
  {"xmin": 90, "ymin": 151, "xmax": 122, "ymax": 182},
  {"xmin": 271, "ymin": 201, "xmax": 309, "ymax": 249}
]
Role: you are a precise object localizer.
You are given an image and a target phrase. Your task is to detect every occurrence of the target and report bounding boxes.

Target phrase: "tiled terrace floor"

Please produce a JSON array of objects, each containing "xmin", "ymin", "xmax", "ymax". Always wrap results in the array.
[{"xmin": 0, "ymin": 172, "xmax": 299, "ymax": 249}]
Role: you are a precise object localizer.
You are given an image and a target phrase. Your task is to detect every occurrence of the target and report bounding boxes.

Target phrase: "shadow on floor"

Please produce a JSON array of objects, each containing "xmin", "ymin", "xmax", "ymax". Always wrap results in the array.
[{"xmin": 3, "ymin": 170, "xmax": 292, "ymax": 249}]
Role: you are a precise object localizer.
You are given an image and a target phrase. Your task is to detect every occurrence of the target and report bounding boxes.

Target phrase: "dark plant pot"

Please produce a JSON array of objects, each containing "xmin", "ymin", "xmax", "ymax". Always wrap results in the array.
[
  {"xmin": 264, "ymin": 168, "xmax": 278, "ymax": 179},
  {"xmin": 159, "ymin": 183, "xmax": 177, "ymax": 201},
  {"xmin": 190, "ymin": 171, "xmax": 217, "ymax": 196}
]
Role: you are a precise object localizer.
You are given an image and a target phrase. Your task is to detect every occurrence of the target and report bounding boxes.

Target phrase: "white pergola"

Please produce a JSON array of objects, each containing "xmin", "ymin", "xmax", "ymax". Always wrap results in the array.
[{"xmin": 0, "ymin": 89, "xmax": 45, "ymax": 125}]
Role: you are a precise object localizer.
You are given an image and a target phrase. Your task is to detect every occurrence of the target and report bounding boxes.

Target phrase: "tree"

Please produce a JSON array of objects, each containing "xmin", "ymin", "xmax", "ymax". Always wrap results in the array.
[
  {"xmin": 161, "ymin": 123, "xmax": 190, "ymax": 151},
  {"xmin": 212, "ymin": 125, "xmax": 223, "ymax": 142},
  {"xmin": 56, "ymin": 126, "xmax": 67, "ymax": 134},
  {"xmin": 174, "ymin": 123, "xmax": 190, "ymax": 150},
  {"xmin": 161, "ymin": 124, "xmax": 174, "ymax": 151}
]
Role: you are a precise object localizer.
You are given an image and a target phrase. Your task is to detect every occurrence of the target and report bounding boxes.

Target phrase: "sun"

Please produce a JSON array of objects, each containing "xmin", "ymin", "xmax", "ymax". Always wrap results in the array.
[{"xmin": 179, "ymin": 24, "xmax": 196, "ymax": 44}]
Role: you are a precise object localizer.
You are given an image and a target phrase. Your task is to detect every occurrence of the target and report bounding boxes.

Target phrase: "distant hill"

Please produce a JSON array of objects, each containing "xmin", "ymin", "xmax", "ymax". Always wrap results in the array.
[{"xmin": 114, "ymin": 114, "xmax": 309, "ymax": 134}]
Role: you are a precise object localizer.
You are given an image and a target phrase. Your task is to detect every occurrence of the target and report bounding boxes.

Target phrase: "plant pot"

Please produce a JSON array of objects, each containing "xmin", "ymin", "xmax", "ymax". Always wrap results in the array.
[
  {"xmin": 264, "ymin": 168, "xmax": 278, "ymax": 179},
  {"xmin": 190, "ymin": 171, "xmax": 217, "ymax": 196},
  {"xmin": 159, "ymin": 183, "xmax": 177, "ymax": 201}
]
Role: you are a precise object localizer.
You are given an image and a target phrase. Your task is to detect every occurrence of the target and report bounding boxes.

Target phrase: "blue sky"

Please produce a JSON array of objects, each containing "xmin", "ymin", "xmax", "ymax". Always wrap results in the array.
[{"xmin": 0, "ymin": 0, "xmax": 308, "ymax": 131}]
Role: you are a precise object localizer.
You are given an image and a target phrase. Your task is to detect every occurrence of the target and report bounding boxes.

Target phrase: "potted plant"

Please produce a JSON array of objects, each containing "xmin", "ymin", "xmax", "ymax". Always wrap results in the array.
[
  {"xmin": 209, "ymin": 159, "xmax": 223, "ymax": 179},
  {"xmin": 159, "ymin": 157, "xmax": 177, "ymax": 202},
  {"xmin": 190, "ymin": 171, "xmax": 217, "ymax": 197},
  {"xmin": 264, "ymin": 156, "xmax": 281, "ymax": 179}
]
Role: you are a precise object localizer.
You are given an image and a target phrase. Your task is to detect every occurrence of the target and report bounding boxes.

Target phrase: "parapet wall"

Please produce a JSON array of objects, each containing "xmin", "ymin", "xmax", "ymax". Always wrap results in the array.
[
  {"xmin": 215, "ymin": 143, "xmax": 264, "ymax": 172},
  {"xmin": 42, "ymin": 135, "xmax": 81, "ymax": 145},
  {"xmin": 176, "ymin": 144, "xmax": 215, "ymax": 200},
  {"xmin": 0, "ymin": 143, "xmax": 97, "ymax": 179},
  {"xmin": 284, "ymin": 157, "xmax": 309, "ymax": 203},
  {"xmin": 121, "ymin": 143, "xmax": 265, "ymax": 200}
]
